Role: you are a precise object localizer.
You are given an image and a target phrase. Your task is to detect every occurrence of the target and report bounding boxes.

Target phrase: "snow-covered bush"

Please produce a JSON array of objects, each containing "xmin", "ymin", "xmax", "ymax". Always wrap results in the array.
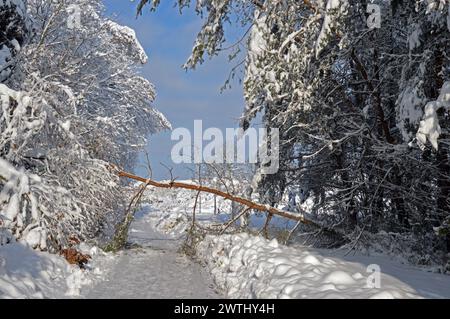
[{"xmin": 0, "ymin": 0, "xmax": 169, "ymax": 252}]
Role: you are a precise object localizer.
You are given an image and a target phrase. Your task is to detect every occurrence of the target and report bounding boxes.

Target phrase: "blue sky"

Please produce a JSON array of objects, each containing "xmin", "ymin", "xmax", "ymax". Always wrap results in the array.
[{"xmin": 102, "ymin": 0, "xmax": 247, "ymax": 180}]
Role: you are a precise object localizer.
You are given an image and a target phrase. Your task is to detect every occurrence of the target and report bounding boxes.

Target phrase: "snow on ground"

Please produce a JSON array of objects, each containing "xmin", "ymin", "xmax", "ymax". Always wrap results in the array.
[
  {"xmin": 4, "ymin": 179, "xmax": 450, "ymax": 300},
  {"xmin": 197, "ymin": 233, "xmax": 450, "ymax": 299},
  {"xmin": 0, "ymin": 182, "xmax": 221, "ymax": 300},
  {"xmin": 143, "ymin": 183, "xmax": 450, "ymax": 299},
  {"xmin": 85, "ymin": 205, "xmax": 220, "ymax": 299},
  {"xmin": 0, "ymin": 236, "xmax": 115, "ymax": 298}
]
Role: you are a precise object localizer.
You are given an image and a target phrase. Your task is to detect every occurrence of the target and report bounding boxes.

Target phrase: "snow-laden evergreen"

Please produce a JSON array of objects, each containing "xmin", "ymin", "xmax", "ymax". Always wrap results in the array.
[{"xmin": 139, "ymin": 0, "xmax": 450, "ymax": 265}]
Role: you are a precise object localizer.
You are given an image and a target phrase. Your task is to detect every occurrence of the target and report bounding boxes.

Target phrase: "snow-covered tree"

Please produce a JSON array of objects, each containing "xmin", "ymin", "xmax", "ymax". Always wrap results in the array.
[
  {"xmin": 140, "ymin": 0, "xmax": 450, "ymax": 262},
  {"xmin": 0, "ymin": 0, "xmax": 170, "ymax": 252}
]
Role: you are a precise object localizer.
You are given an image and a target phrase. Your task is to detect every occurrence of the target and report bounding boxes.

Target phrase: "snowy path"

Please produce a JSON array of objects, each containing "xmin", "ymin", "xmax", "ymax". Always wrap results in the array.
[{"xmin": 85, "ymin": 210, "xmax": 220, "ymax": 299}]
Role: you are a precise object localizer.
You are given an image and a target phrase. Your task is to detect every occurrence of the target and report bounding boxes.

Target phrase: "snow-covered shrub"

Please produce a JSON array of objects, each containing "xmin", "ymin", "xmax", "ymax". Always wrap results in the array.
[{"xmin": 0, "ymin": 0, "xmax": 169, "ymax": 251}]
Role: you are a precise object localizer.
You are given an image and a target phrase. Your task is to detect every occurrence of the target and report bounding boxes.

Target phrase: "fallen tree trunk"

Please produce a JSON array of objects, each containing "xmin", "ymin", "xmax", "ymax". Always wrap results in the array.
[{"xmin": 113, "ymin": 168, "xmax": 322, "ymax": 229}]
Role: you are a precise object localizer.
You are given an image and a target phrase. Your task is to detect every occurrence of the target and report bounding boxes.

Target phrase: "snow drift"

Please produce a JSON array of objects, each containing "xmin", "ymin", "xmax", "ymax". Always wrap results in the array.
[{"xmin": 198, "ymin": 233, "xmax": 450, "ymax": 299}]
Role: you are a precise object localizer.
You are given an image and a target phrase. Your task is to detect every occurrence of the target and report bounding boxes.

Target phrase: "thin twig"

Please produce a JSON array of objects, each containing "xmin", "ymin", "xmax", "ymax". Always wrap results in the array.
[{"xmin": 220, "ymin": 207, "xmax": 252, "ymax": 235}]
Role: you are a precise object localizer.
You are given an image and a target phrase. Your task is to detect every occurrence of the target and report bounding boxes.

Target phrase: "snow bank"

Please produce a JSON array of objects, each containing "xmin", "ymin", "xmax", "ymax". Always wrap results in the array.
[
  {"xmin": 143, "ymin": 180, "xmax": 450, "ymax": 299},
  {"xmin": 197, "ymin": 233, "xmax": 450, "ymax": 299},
  {"xmin": 0, "ymin": 241, "xmax": 71, "ymax": 298},
  {"xmin": 0, "ymin": 240, "xmax": 115, "ymax": 298}
]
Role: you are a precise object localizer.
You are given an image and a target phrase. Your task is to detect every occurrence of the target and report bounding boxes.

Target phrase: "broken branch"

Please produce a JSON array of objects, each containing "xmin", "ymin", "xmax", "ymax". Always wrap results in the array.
[{"xmin": 113, "ymin": 167, "xmax": 320, "ymax": 228}]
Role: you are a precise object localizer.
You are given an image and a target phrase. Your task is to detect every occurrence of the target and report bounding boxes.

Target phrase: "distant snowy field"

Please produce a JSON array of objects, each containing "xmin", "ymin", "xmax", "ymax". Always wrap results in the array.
[{"xmin": 143, "ymin": 183, "xmax": 450, "ymax": 299}]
